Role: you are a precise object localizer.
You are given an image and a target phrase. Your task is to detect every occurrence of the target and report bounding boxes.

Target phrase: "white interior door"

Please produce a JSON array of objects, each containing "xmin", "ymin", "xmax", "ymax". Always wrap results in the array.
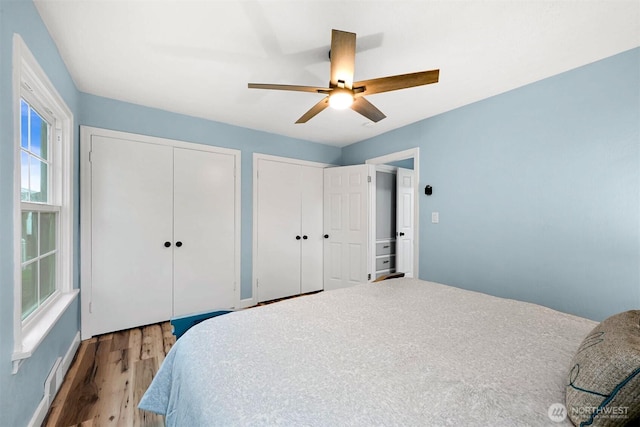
[
  {"xmin": 300, "ymin": 166, "xmax": 324, "ymax": 293},
  {"xmin": 323, "ymin": 165, "xmax": 372, "ymax": 291},
  {"xmin": 90, "ymin": 136, "xmax": 173, "ymax": 336},
  {"xmin": 173, "ymin": 148, "xmax": 236, "ymax": 317},
  {"xmin": 396, "ymin": 167, "xmax": 414, "ymax": 277},
  {"xmin": 256, "ymin": 159, "xmax": 302, "ymax": 302}
]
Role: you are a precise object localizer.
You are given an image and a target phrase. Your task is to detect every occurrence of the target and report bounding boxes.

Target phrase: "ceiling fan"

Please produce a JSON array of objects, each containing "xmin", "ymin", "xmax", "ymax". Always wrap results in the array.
[{"xmin": 248, "ymin": 29, "xmax": 439, "ymax": 124}]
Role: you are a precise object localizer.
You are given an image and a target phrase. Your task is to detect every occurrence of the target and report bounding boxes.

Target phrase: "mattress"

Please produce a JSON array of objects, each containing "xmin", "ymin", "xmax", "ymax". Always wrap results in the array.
[{"xmin": 139, "ymin": 278, "xmax": 596, "ymax": 426}]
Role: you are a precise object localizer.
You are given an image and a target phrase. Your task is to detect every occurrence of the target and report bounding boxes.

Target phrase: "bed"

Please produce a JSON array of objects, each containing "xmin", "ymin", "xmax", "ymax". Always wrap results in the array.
[{"xmin": 139, "ymin": 278, "xmax": 599, "ymax": 426}]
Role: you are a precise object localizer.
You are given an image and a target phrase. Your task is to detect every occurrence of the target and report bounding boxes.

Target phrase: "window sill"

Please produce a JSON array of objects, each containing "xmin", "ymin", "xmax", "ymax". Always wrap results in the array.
[{"xmin": 12, "ymin": 289, "xmax": 79, "ymax": 374}]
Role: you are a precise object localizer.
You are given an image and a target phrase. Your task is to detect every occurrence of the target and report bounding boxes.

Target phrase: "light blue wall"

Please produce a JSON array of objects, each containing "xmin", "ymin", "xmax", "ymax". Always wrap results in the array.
[
  {"xmin": 78, "ymin": 94, "xmax": 342, "ymax": 301},
  {"xmin": 0, "ymin": 1, "xmax": 80, "ymax": 426},
  {"xmin": 343, "ymin": 48, "xmax": 640, "ymax": 322}
]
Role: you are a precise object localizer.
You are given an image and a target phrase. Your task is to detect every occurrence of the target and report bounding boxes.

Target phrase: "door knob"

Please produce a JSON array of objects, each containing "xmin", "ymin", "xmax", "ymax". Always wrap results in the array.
[
  {"xmin": 324, "ymin": 234, "xmax": 329, "ymax": 239},
  {"xmin": 296, "ymin": 235, "xmax": 301, "ymax": 240},
  {"xmin": 164, "ymin": 241, "xmax": 171, "ymax": 248},
  {"xmin": 399, "ymin": 232, "xmax": 405, "ymax": 236},
  {"xmin": 303, "ymin": 235, "xmax": 308, "ymax": 240},
  {"xmin": 175, "ymin": 241, "xmax": 183, "ymax": 247}
]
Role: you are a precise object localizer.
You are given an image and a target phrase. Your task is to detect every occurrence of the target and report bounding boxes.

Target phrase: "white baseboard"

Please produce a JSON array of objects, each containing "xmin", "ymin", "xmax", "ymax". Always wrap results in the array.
[
  {"xmin": 60, "ymin": 331, "xmax": 81, "ymax": 376},
  {"xmin": 27, "ymin": 331, "xmax": 81, "ymax": 427}
]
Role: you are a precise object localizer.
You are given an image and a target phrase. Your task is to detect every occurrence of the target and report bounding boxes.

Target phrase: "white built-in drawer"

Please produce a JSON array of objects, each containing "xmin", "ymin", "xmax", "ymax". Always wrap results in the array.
[
  {"xmin": 376, "ymin": 255, "xmax": 396, "ymax": 271},
  {"xmin": 376, "ymin": 241, "xmax": 396, "ymax": 256}
]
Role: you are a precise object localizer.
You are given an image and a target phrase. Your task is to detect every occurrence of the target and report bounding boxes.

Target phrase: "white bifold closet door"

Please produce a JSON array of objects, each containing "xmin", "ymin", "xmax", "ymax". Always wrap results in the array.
[
  {"xmin": 255, "ymin": 158, "xmax": 323, "ymax": 303},
  {"xmin": 87, "ymin": 135, "xmax": 237, "ymax": 337},
  {"xmin": 173, "ymin": 148, "xmax": 236, "ymax": 317},
  {"xmin": 90, "ymin": 137, "xmax": 174, "ymax": 335},
  {"xmin": 300, "ymin": 166, "xmax": 324, "ymax": 293}
]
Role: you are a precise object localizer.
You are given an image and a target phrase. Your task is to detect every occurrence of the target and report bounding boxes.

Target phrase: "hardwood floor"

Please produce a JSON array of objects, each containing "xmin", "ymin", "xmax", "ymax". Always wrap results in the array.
[{"xmin": 44, "ymin": 322, "xmax": 175, "ymax": 427}]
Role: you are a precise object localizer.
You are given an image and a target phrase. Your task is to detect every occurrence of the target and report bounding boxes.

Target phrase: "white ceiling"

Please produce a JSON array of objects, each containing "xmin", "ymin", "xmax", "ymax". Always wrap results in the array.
[{"xmin": 34, "ymin": 1, "xmax": 639, "ymax": 147}]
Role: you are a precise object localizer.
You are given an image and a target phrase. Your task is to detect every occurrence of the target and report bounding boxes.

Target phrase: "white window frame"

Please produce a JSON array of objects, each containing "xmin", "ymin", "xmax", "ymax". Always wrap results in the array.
[{"xmin": 12, "ymin": 34, "xmax": 78, "ymax": 374}]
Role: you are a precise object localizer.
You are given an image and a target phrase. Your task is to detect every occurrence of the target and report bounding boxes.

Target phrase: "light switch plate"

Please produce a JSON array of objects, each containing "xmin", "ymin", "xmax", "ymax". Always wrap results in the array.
[{"xmin": 432, "ymin": 212, "xmax": 439, "ymax": 224}]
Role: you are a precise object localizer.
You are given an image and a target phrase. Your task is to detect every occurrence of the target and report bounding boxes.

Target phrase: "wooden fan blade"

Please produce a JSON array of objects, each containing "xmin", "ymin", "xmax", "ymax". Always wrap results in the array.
[
  {"xmin": 248, "ymin": 83, "xmax": 330, "ymax": 94},
  {"xmin": 354, "ymin": 69, "xmax": 439, "ymax": 95},
  {"xmin": 330, "ymin": 29, "xmax": 356, "ymax": 89},
  {"xmin": 295, "ymin": 97, "xmax": 330, "ymax": 123},
  {"xmin": 351, "ymin": 97, "xmax": 386, "ymax": 122}
]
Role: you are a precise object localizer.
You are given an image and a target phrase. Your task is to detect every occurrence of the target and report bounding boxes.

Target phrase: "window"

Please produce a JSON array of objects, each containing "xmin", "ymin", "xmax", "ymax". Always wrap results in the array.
[
  {"xmin": 12, "ymin": 34, "xmax": 77, "ymax": 373},
  {"xmin": 20, "ymin": 100, "xmax": 59, "ymax": 320}
]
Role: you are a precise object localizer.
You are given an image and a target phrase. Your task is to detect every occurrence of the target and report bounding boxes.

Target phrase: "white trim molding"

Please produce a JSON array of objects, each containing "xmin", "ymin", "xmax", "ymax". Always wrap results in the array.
[{"xmin": 12, "ymin": 34, "xmax": 76, "ymax": 373}]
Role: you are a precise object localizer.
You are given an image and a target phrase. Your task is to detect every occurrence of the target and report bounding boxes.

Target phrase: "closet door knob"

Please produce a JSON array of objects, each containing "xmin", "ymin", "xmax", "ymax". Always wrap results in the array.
[
  {"xmin": 398, "ymin": 232, "xmax": 405, "ymax": 237},
  {"xmin": 164, "ymin": 241, "xmax": 171, "ymax": 248},
  {"xmin": 175, "ymin": 241, "xmax": 183, "ymax": 247},
  {"xmin": 303, "ymin": 235, "xmax": 308, "ymax": 240},
  {"xmin": 324, "ymin": 234, "xmax": 329, "ymax": 239},
  {"xmin": 296, "ymin": 235, "xmax": 301, "ymax": 240}
]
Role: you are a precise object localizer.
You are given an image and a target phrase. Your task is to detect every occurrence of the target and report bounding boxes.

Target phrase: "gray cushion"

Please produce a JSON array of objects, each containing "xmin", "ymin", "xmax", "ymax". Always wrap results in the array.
[{"xmin": 566, "ymin": 310, "xmax": 640, "ymax": 426}]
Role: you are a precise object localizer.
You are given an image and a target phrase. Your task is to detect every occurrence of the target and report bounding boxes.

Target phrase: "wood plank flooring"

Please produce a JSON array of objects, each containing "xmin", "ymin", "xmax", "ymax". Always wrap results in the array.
[{"xmin": 44, "ymin": 322, "xmax": 175, "ymax": 427}]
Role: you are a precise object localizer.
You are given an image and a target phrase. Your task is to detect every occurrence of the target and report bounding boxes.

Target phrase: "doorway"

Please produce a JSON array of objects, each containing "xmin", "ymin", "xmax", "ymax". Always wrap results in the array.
[{"xmin": 366, "ymin": 148, "xmax": 420, "ymax": 279}]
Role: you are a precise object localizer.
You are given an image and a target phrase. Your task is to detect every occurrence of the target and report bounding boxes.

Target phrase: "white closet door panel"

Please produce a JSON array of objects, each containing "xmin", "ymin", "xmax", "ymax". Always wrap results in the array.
[
  {"xmin": 256, "ymin": 160, "xmax": 302, "ymax": 302},
  {"xmin": 173, "ymin": 148, "xmax": 236, "ymax": 317},
  {"xmin": 324, "ymin": 171, "xmax": 344, "ymax": 291},
  {"xmin": 90, "ymin": 136, "xmax": 173, "ymax": 336},
  {"xmin": 300, "ymin": 166, "xmax": 324, "ymax": 293},
  {"xmin": 396, "ymin": 167, "xmax": 414, "ymax": 277},
  {"xmin": 323, "ymin": 165, "xmax": 370, "ymax": 291}
]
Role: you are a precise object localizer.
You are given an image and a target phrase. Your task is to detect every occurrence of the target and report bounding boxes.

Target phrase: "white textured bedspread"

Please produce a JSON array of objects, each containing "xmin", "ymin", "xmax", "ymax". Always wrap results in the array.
[{"xmin": 139, "ymin": 278, "xmax": 596, "ymax": 426}]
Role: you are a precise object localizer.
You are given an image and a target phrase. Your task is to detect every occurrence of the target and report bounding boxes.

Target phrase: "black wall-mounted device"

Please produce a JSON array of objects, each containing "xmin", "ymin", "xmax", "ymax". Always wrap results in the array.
[{"xmin": 425, "ymin": 185, "xmax": 433, "ymax": 196}]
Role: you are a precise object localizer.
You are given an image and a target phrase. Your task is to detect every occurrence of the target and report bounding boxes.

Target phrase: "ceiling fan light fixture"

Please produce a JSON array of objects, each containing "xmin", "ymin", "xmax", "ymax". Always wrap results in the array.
[
  {"xmin": 328, "ymin": 89, "xmax": 354, "ymax": 110},
  {"xmin": 247, "ymin": 30, "xmax": 439, "ymax": 123}
]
